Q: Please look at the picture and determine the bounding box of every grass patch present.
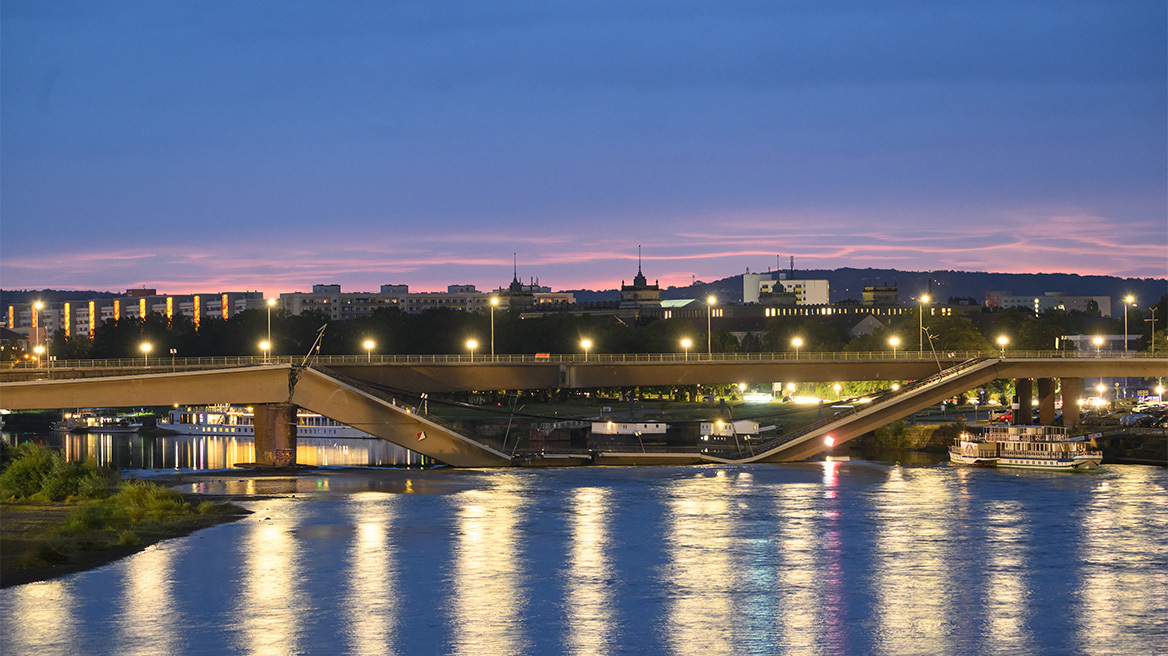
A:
[1,446,246,587]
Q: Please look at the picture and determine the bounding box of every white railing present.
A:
[4,348,1159,371]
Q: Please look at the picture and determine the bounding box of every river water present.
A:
[2,459,1166,655]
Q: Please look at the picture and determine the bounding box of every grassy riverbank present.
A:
[0,444,248,588]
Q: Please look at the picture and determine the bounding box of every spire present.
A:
[509,252,523,293]
[632,245,648,287]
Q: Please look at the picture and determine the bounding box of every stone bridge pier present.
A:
[252,402,297,467]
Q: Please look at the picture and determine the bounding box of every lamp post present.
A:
[259,340,271,363]
[1146,308,1158,357]
[889,336,900,358]
[681,338,692,361]
[581,339,592,362]
[33,345,44,368]
[997,336,1008,358]
[919,294,930,356]
[792,337,803,360]
[32,300,44,354]
[1123,295,1135,356]
[489,297,499,358]
[363,339,375,362]
[1092,335,1103,357]
[706,295,717,358]
[833,383,841,400]
[266,298,276,347]
[466,339,478,362]
[140,342,152,367]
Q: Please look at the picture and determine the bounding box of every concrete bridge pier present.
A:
[253,403,297,467]
[1061,378,1082,429]
[1037,378,1057,426]
[1014,378,1033,425]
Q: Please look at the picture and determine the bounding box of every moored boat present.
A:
[949,425,1102,470]
[53,409,143,434]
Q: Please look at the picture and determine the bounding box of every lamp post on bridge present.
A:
[266,298,276,350]
[466,339,478,363]
[1122,295,1135,356]
[140,342,152,367]
[791,337,803,360]
[363,339,375,362]
[889,336,900,358]
[1092,335,1103,358]
[706,295,717,358]
[581,338,592,362]
[997,336,1008,358]
[489,297,499,359]
[259,340,271,363]
[919,294,930,356]
[681,338,692,361]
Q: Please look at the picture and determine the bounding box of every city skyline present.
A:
[2,2,1165,298]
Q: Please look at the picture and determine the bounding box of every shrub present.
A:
[0,444,119,500]
[0,444,57,498]
[117,530,139,546]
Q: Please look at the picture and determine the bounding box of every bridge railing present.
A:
[7,349,1157,370]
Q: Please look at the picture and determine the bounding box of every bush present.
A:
[0,444,119,501]
[117,530,139,547]
[0,444,57,499]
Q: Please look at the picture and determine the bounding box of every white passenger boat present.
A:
[158,405,377,439]
[53,409,143,434]
[949,425,1102,470]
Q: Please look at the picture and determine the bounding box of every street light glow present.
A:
[581,338,592,361]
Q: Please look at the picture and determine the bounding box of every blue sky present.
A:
[2,1,1165,296]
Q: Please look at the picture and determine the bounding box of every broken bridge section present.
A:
[290,367,513,468]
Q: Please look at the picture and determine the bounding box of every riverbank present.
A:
[0,493,249,588]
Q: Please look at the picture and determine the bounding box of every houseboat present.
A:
[158,406,378,439]
[949,425,1102,470]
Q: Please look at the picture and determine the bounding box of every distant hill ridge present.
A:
[565,267,1168,305]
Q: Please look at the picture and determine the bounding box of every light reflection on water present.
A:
[1,464,1166,656]
[565,487,614,656]
[2,430,424,470]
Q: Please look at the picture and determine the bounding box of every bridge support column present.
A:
[1014,379,1033,425]
[1061,378,1082,429]
[253,403,297,467]
[1037,378,1057,426]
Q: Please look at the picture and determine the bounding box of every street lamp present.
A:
[489,297,499,358]
[681,338,692,361]
[833,383,842,400]
[919,294,930,355]
[581,338,592,362]
[706,295,717,357]
[140,342,152,367]
[889,336,900,358]
[466,339,478,362]
[997,336,1009,357]
[363,339,375,362]
[32,300,44,354]
[1123,295,1135,356]
[791,337,803,360]
[259,340,271,362]
[33,345,44,368]
[1092,336,1104,357]
[266,298,276,347]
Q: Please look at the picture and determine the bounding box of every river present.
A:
[1,439,1166,655]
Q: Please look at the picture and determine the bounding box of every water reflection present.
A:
[663,471,738,656]
[2,431,423,470]
[873,468,957,656]
[114,543,180,656]
[345,493,398,656]
[773,479,826,652]
[232,499,305,655]
[982,501,1030,653]
[1075,469,1168,651]
[450,477,527,656]
[565,487,614,656]
[2,580,79,655]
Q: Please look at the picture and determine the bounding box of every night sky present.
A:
[2,1,1165,297]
